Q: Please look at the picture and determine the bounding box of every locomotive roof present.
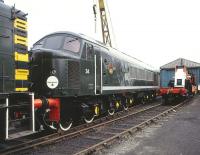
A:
[36,31,157,72]
[43,31,106,47]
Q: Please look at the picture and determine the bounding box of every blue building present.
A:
[160,58,200,88]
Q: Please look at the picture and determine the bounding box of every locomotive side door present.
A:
[80,43,95,95]
[94,46,102,95]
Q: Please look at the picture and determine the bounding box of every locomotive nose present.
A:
[30,50,59,94]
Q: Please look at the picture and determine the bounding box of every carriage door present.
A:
[94,47,102,95]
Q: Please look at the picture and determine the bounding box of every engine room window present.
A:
[44,35,64,50]
[177,79,182,85]
[63,37,80,53]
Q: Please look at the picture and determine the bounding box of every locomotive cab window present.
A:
[177,79,182,85]
[44,35,64,50]
[63,36,81,53]
[32,35,81,55]
[33,39,45,49]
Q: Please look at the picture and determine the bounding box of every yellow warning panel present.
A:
[16,88,28,92]
[15,69,29,80]
[15,74,28,80]
[15,52,29,62]
[14,35,28,47]
[14,18,27,31]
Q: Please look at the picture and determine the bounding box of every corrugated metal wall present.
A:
[160,68,200,87]
[160,69,175,87]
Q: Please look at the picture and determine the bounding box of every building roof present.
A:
[160,58,200,69]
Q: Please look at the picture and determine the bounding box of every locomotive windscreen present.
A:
[33,34,81,54]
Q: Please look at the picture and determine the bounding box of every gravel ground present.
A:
[98,96,200,155]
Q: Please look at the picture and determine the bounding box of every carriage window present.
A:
[63,37,81,53]
[44,35,63,50]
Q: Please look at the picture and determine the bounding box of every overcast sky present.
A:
[5,0,200,69]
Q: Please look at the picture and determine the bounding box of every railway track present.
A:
[0,98,190,155]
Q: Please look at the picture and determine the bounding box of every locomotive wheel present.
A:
[141,98,145,104]
[43,110,57,130]
[108,108,115,116]
[48,122,58,130]
[123,104,128,111]
[128,98,133,107]
[83,112,95,123]
[59,118,73,131]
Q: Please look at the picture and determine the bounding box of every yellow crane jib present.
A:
[96,0,112,47]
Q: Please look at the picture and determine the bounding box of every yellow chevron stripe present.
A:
[15,69,29,80]
[14,18,27,31]
[14,35,28,47]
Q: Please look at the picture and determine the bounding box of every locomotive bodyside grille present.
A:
[68,61,80,89]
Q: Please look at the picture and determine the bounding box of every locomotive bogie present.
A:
[33,88,157,132]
